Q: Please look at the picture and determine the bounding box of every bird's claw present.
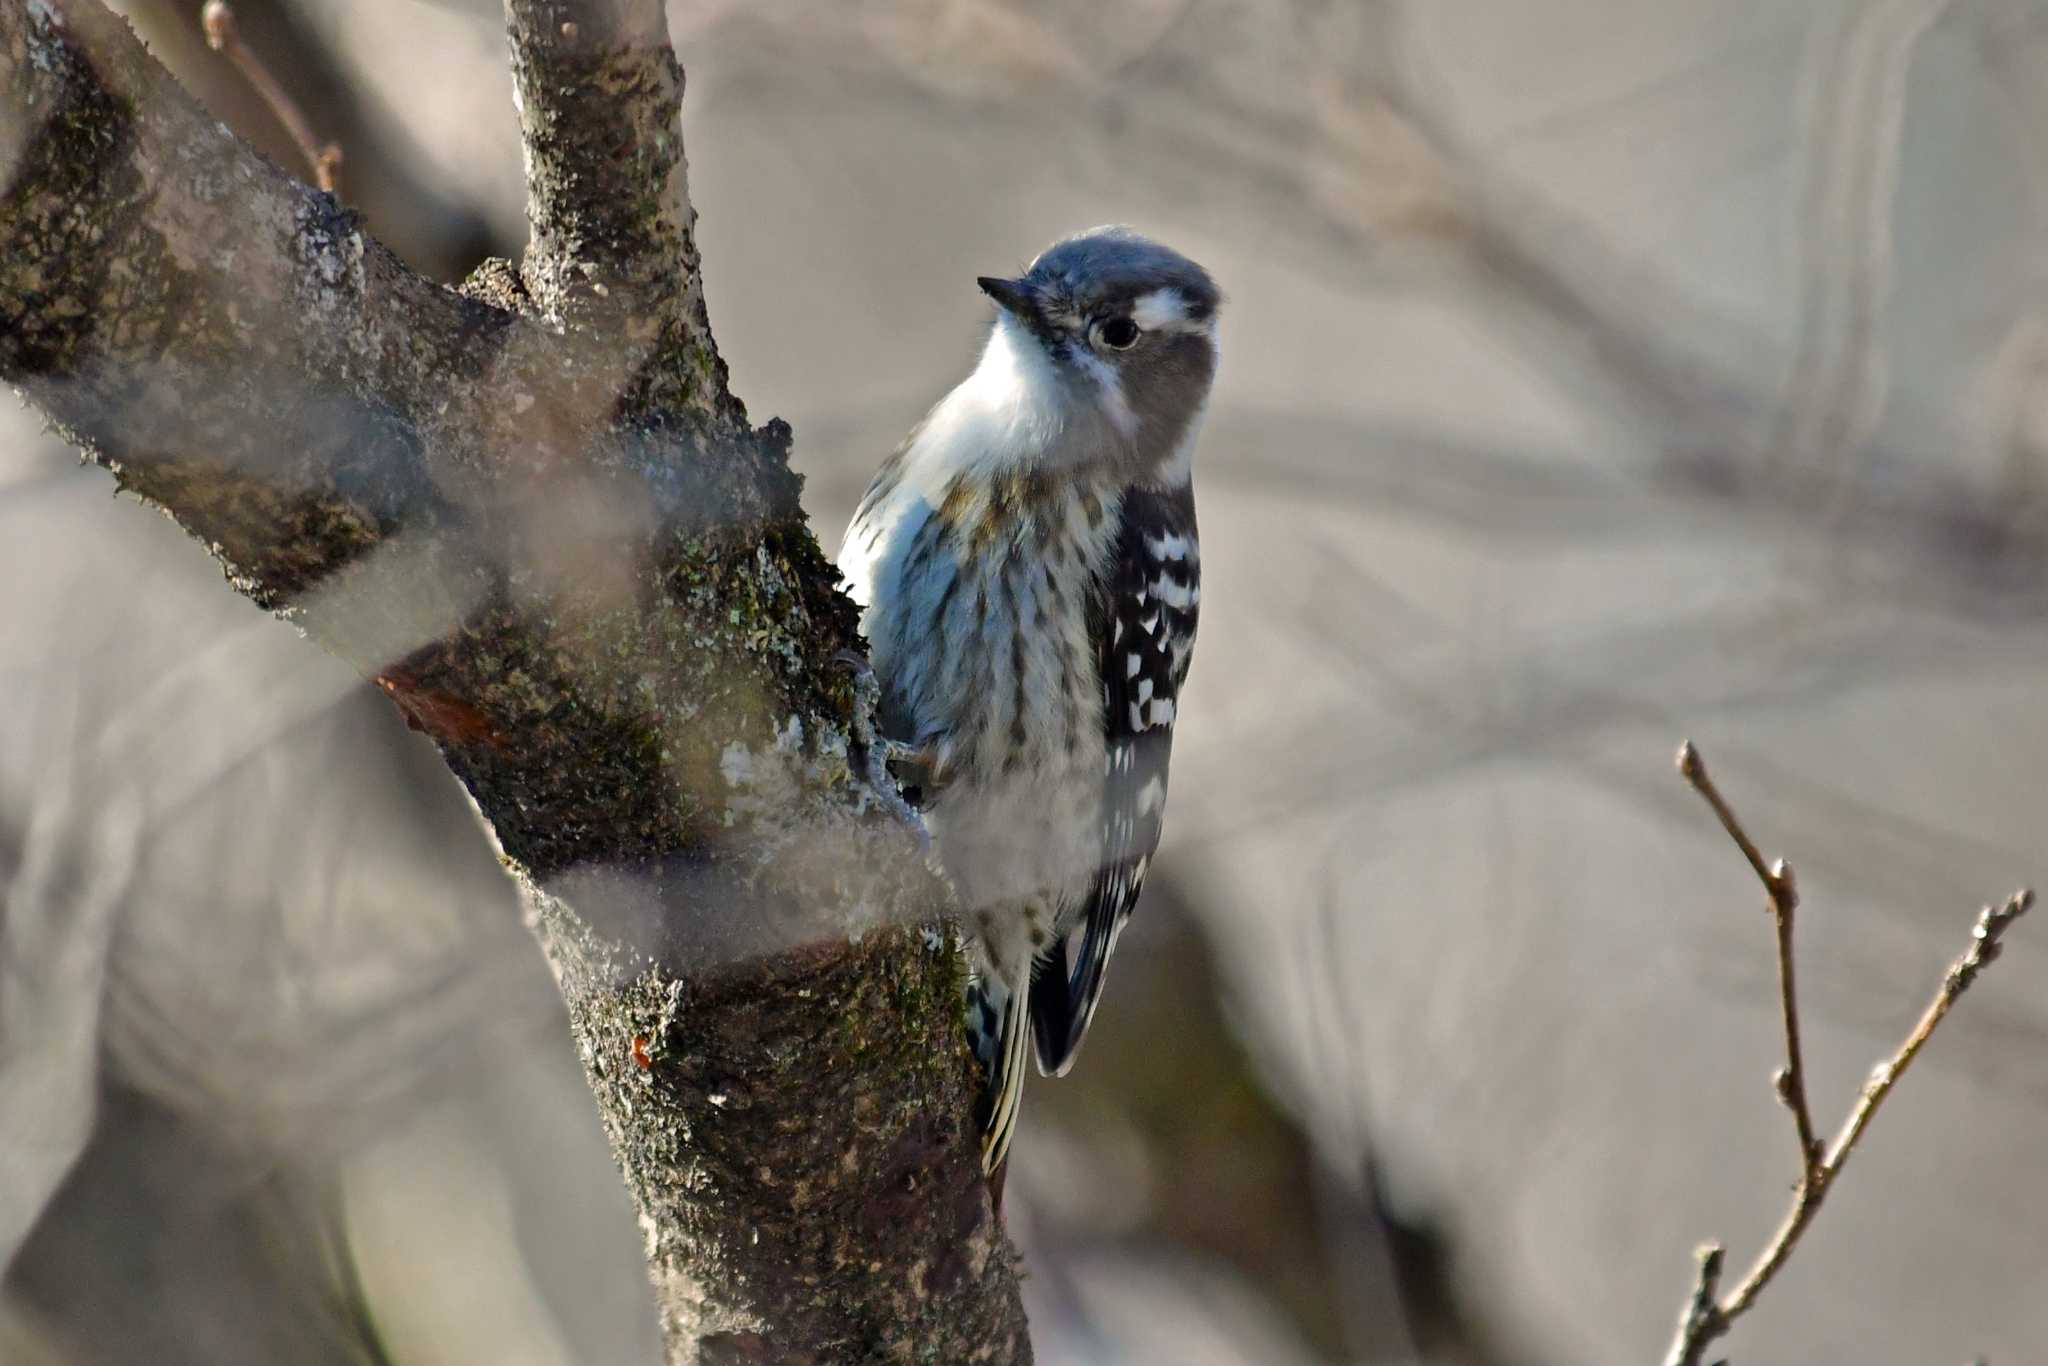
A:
[832,649,933,856]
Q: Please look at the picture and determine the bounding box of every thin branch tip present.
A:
[1673,740,1783,899]
[1946,889,2033,992]
[199,1,232,48]
[197,0,342,194]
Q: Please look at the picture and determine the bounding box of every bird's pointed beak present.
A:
[977,276,1039,321]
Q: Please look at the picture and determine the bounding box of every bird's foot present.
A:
[831,649,933,856]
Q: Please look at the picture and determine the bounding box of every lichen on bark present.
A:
[532,886,1023,1363]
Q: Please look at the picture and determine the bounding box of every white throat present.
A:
[945,314,1069,460]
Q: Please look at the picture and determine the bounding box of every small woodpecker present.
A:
[837,227,1218,1175]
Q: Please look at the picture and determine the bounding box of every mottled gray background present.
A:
[7,2,2048,1362]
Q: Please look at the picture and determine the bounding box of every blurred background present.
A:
[8,1,2048,1361]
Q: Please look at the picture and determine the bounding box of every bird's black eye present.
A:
[1096,317,1140,351]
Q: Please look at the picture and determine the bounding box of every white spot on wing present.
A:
[1149,575,1194,610]
[1145,531,1191,560]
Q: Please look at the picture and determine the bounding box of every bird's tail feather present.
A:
[967,972,1031,1176]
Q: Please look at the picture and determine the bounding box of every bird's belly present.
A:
[927,763,1102,916]
[862,511,1110,911]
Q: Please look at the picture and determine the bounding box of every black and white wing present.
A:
[1030,482,1200,1075]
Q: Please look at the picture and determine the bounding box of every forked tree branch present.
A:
[1663,742,2032,1366]
[0,1,1029,1358]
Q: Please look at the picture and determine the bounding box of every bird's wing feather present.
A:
[1031,481,1199,1075]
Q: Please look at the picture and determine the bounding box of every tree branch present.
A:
[503,0,738,424]
[0,2,1029,1358]
[1662,743,2032,1366]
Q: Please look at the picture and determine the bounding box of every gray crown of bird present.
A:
[839,225,1219,1178]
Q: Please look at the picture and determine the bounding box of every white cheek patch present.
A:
[1069,344,1138,437]
[1155,389,1208,487]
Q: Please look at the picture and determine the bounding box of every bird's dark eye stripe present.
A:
[1097,317,1140,350]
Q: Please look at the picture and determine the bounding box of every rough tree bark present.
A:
[0,1,1031,1360]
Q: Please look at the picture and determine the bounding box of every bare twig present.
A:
[1799,889,2033,1214]
[1676,742,1819,1170]
[1662,741,2033,1366]
[1662,1245,1726,1366]
[200,1,341,194]
[1672,743,1790,906]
